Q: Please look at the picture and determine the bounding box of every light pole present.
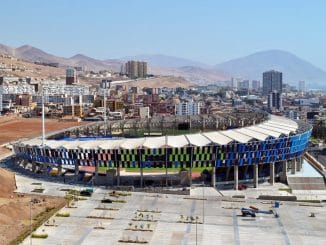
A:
[30,199,32,245]
[71,96,75,119]
[103,87,107,136]
[41,90,46,147]
[202,186,205,224]
[101,79,111,136]
[195,216,198,245]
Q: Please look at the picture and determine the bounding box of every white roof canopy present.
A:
[24,138,42,146]
[246,126,282,138]
[58,140,84,150]
[78,140,102,150]
[18,115,301,150]
[221,130,253,143]
[185,133,211,147]
[166,135,189,148]
[236,128,270,141]
[143,136,166,149]
[262,122,296,134]
[270,115,298,127]
[258,124,292,136]
[98,139,125,149]
[203,131,233,145]
[265,121,298,131]
[47,140,72,149]
[120,138,145,149]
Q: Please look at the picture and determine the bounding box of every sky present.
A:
[0,0,326,68]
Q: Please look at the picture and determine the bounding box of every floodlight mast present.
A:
[103,80,112,136]
[41,88,46,147]
[104,87,107,135]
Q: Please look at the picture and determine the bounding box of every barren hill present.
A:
[0,43,122,72]
[149,66,229,85]
[125,76,191,89]
[70,54,122,71]
[0,54,64,79]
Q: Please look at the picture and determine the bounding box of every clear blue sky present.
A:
[0,0,325,68]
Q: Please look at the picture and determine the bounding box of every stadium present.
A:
[12,112,312,189]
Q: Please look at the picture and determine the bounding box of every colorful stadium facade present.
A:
[13,115,312,187]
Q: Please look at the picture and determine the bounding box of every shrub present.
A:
[31,233,48,239]
[55,212,70,217]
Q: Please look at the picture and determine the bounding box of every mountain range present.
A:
[0,44,122,72]
[215,50,326,88]
[122,54,208,68]
[1,43,325,88]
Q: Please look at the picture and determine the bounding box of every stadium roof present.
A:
[264,121,298,131]
[202,131,233,145]
[257,124,293,135]
[270,115,298,127]
[20,115,300,150]
[186,133,212,147]
[220,130,253,144]
[120,138,145,149]
[244,125,283,138]
[235,128,271,141]
[143,136,166,149]
[166,135,189,148]
[98,139,125,149]
[59,140,84,150]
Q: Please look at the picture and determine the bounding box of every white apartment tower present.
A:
[175,101,200,115]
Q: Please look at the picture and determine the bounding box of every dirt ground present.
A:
[0,117,76,244]
[0,168,66,245]
[0,116,84,145]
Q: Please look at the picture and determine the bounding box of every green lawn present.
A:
[123,128,207,137]
[98,166,212,173]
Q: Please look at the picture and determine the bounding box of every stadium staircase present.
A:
[287,177,326,190]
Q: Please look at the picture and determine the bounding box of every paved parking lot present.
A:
[17,178,326,245]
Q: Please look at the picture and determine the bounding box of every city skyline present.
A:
[0,0,326,69]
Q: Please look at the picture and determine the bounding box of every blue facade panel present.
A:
[14,129,312,169]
